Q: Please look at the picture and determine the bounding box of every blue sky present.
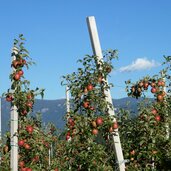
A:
[0,1,171,99]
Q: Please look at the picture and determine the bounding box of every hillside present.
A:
[0,97,150,135]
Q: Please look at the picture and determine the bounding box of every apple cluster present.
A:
[129,79,166,101]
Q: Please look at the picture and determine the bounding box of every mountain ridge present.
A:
[0,97,150,135]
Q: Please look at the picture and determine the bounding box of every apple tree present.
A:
[1,35,58,171]
[58,50,121,170]
[119,56,171,170]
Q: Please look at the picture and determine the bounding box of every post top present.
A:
[87,16,95,20]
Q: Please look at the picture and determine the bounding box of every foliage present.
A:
[1,34,171,171]
[60,50,120,170]
[121,56,171,170]
[1,35,58,171]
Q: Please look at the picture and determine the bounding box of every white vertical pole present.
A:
[161,71,170,140]
[87,16,125,171]
[66,86,72,141]
[10,47,18,171]
[66,85,70,114]
[163,78,169,139]
[51,143,53,157]
[48,148,51,166]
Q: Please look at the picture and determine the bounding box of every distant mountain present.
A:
[1,98,66,135]
[0,97,151,135]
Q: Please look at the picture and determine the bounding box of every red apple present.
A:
[24,143,30,150]
[155,115,161,121]
[66,131,71,140]
[20,168,27,171]
[68,118,74,125]
[26,168,32,171]
[32,155,39,162]
[89,106,95,111]
[150,82,156,87]
[12,60,19,68]
[96,117,103,126]
[87,84,93,91]
[14,73,20,81]
[6,95,13,102]
[26,125,34,134]
[158,80,165,87]
[18,140,25,147]
[26,101,33,108]
[21,110,28,116]
[130,150,135,155]
[157,94,164,101]
[143,82,149,89]
[18,70,24,76]
[26,94,32,100]
[66,131,70,136]
[66,135,70,140]
[83,101,89,108]
[151,87,157,93]
[44,141,49,148]
[161,81,165,87]
[113,122,119,129]
[151,109,158,115]
[19,161,25,167]
[92,129,98,135]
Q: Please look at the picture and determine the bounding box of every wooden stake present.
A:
[87,16,125,171]
[10,47,18,171]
